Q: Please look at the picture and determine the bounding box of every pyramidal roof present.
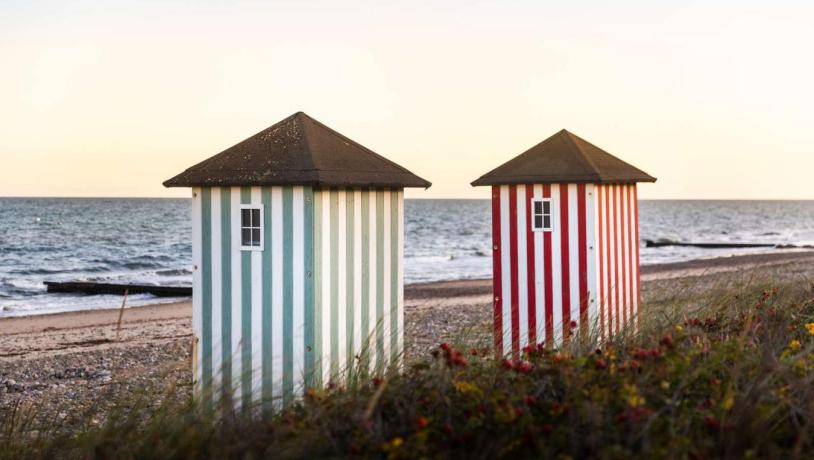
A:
[471,129,656,186]
[164,112,431,188]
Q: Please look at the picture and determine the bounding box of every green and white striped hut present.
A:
[164,112,430,410]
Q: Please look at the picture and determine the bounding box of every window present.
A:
[240,205,263,250]
[531,198,553,232]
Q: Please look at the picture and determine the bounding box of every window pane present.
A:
[242,228,251,246]
[252,229,261,246]
[241,209,250,227]
[543,201,550,214]
[252,209,260,227]
[544,216,551,229]
[534,201,543,214]
[534,216,543,229]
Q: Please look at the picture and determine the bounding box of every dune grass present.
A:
[4,278,814,459]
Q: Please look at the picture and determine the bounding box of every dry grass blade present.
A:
[115,289,128,341]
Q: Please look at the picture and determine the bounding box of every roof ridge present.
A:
[561,130,602,179]
[299,112,420,176]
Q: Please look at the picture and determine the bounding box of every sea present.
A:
[1,198,813,317]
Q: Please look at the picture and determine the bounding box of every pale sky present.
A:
[1,0,812,199]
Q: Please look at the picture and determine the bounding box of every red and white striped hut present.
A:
[471,129,656,355]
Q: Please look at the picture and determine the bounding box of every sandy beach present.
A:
[2,250,814,421]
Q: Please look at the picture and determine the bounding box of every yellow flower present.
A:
[789,339,801,351]
[623,384,645,407]
[454,380,480,395]
[806,323,814,336]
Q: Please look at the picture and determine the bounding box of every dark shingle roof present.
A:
[164,112,431,188]
[471,129,656,186]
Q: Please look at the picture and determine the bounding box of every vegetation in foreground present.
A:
[4,280,814,459]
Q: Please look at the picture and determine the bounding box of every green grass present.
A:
[4,279,814,459]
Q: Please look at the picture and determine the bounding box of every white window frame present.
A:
[239,204,264,251]
[531,197,553,232]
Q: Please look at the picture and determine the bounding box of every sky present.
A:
[1,0,813,200]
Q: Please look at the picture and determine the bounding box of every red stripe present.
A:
[543,185,553,345]
[508,185,520,357]
[577,184,588,337]
[625,185,635,326]
[621,184,628,327]
[633,185,641,329]
[559,184,571,341]
[612,185,620,334]
[525,185,537,346]
[491,186,503,357]
[597,185,605,341]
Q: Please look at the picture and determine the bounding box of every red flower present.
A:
[629,360,640,370]
[660,335,674,348]
[522,344,534,355]
[442,423,454,435]
[440,342,450,351]
[371,377,383,387]
[470,348,479,356]
[416,416,428,430]
[502,359,515,370]
[595,359,607,370]
[704,415,721,431]
[525,395,537,406]
[570,320,578,329]
[515,360,533,374]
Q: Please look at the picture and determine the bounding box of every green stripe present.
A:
[375,190,385,372]
[312,190,323,388]
[282,187,294,405]
[303,187,315,389]
[220,187,232,398]
[329,189,339,378]
[360,189,370,375]
[261,187,273,413]
[240,187,252,411]
[201,188,213,395]
[345,190,355,379]
[390,190,399,364]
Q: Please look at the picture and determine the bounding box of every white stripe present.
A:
[532,185,545,344]
[368,191,377,373]
[397,191,405,367]
[499,185,512,354]
[515,185,529,348]
[585,184,598,335]
[191,187,203,392]
[271,187,284,404]
[229,186,242,407]
[292,187,305,396]
[250,187,263,403]
[550,184,563,344]
[353,189,363,362]
[568,184,579,333]
[320,191,331,385]
[337,190,347,376]
[210,187,223,400]
[382,190,392,365]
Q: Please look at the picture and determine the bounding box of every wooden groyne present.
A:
[44,282,191,297]
[643,240,814,250]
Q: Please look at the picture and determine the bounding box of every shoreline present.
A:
[3,249,814,335]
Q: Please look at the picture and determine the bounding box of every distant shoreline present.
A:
[3,249,813,329]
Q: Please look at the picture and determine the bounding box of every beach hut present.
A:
[471,129,655,355]
[164,112,430,409]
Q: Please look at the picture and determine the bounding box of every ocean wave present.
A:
[155,268,192,276]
